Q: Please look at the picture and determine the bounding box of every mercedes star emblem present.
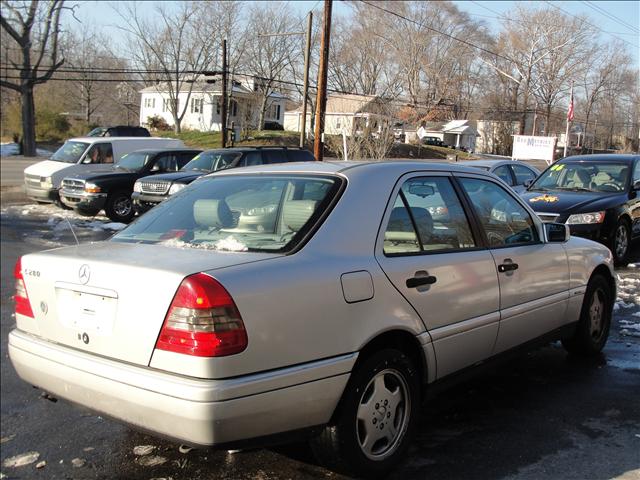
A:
[78,264,91,285]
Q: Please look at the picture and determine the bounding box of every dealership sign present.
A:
[512,135,557,164]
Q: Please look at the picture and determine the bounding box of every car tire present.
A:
[561,274,612,356]
[53,199,72,210]
[610,219,631,267]
[310,349,420,479]
[105,191,134,223]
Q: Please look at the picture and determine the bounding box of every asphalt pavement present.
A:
[1,201,639,480]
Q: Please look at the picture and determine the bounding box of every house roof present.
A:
[139,80,286,99]
[424,119,477,136]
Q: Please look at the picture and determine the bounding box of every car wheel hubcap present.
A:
[356,369,410,461]
[589,288,606,341]
[615,225,628,258]
[114,198,131,217]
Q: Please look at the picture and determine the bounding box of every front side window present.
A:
[85,143,113,164]
[153,154,177,172]
[112,174,342,253]
[50,141,90,163]
[459,178,538,247]
[383,177,476,255]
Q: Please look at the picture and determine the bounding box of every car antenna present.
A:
[64,218,80,246]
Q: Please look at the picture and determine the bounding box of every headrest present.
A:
[388,206,433,240]
[193,199,234,229]
[282,200,317,232]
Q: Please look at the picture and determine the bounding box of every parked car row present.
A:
[24,136,317,223]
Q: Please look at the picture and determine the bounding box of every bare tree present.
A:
[245,2,301,131]
[115,1,218,133]
[0,0,69,155]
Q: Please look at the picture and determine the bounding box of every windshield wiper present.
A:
[556,186,592,192]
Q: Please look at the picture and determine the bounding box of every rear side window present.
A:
[493,165,513,185]
[512,164,537,185]
[459,178,538,247]
[287,150,315,162]
[240,151,263,167]
[383,177,476,255]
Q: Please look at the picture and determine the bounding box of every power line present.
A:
[357,0,515,63]
[543,1,639,49]
[581,0,639,34]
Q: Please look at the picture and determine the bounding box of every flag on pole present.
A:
[567,83,574,122]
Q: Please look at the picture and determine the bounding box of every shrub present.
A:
[263,121,284,131]
[147,115,171,131]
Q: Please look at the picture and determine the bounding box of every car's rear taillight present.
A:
[156,273,247,357]
[14,257,34,318]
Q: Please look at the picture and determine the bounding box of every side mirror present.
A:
[633,180,640,191]
[544,222,570,243]
[81,156,92,164]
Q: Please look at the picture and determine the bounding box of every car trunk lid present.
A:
[17,241,281,366]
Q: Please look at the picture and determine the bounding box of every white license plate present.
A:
[56,288,117,334]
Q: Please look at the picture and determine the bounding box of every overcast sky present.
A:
[66,0,639,66]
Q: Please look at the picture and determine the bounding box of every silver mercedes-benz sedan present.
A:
[9,161,615,478]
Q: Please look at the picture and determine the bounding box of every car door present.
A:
[511,164,538,188]
[375,173,500,379]
[492,164,515,187]
[456,174,570,354]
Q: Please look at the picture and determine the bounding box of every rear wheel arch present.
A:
[356,330,427,385]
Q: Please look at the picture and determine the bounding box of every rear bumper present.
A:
[8,329,352,447]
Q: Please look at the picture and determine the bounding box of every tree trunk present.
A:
[21,85,37,157]
[543,105,552,136]
[173,114,181,134]
[258,93,268,132]
[85,94,91,125]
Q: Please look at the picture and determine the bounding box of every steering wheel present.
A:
[599,182,620,192]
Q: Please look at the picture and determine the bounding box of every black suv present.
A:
[87,126,151,137]
[132,147,316,214]
[59,148,201,223]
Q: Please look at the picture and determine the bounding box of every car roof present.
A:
[459,159,510,167]
[209,160,490,178]
[129,148,202,154]
[560,154,639,163]
[201,147,309,153]
[68,136,180,141]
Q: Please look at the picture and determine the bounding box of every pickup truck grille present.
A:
[61,178,85,194]
[536,212,561,223]
[25,173,42,187]
[139,180,170,194]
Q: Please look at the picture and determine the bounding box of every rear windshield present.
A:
[50,141,90,163]
[112,174,343,253]
[182,151,241,172]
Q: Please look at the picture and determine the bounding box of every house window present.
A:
[266,103,281,119]
[231,100,238,117]
[144,98,155,108]
[336,117,341,129]
[163,98,179,113]
[190,98,203,114]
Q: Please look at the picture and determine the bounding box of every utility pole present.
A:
[300,12,313,149]
[532,104,538,136]
[313,0,333,161]
[221,39,228,148]
[592,119,597,154]
[563,80,574,158]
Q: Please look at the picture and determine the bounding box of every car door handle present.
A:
[498,262,519,272]
[406,275,437,288]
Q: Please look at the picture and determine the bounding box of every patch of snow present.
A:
[71,458,86,468]
[133,445,155,456]
[36,461,46,469]
[161,237,247,252]
[2,452,40,468]
[137,455,167,467]
[0,434,16,444]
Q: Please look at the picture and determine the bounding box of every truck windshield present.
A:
[112,174,343,253]
[182,151,241,172]
[50,141,90,163]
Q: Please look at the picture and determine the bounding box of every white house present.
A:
[421,120,478,151]
[139,75,287,132]
[284,93,395,137]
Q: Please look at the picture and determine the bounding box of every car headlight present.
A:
[41,176,52,187]
[84,182,101,193]
[133,181,142,193]
[566,211,605,225]
[168,183,185,195]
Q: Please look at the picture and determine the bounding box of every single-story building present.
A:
[139,75,287,132]
[284,93,395,137]
[421,120,478,151]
